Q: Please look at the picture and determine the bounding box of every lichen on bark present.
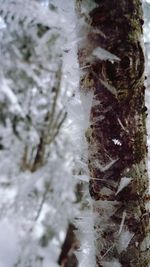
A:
[76,0,150,266]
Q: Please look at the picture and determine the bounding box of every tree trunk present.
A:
[58,223,78,267]
[76,0,150,266]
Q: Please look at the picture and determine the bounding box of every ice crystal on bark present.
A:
[92,47,120,62]
[116,177,132,195]
[101,259,121,267]
[117,229,134,253]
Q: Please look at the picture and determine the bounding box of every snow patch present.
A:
[112,139,122,146]
[0,219,20,267]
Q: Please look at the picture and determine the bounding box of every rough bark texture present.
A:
[77,0,150,266]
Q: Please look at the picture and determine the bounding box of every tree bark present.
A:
[76,0,150,266]
[58,223,78,267]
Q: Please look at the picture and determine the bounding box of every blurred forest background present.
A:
[0,1,149,267]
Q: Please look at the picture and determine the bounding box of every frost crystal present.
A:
[101,259,121,267]
[92,47,120,62]
[93,200,119,217]
[80,90,94,128]
[0,78,22,114]
[116,177,132,195]
[74,174,89,182]
[94,158,118,172]
[75,210,96,267]
[100,79,117,96]
[140,232,150,251]
[118,211,126,235]
[117,229,134,253]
